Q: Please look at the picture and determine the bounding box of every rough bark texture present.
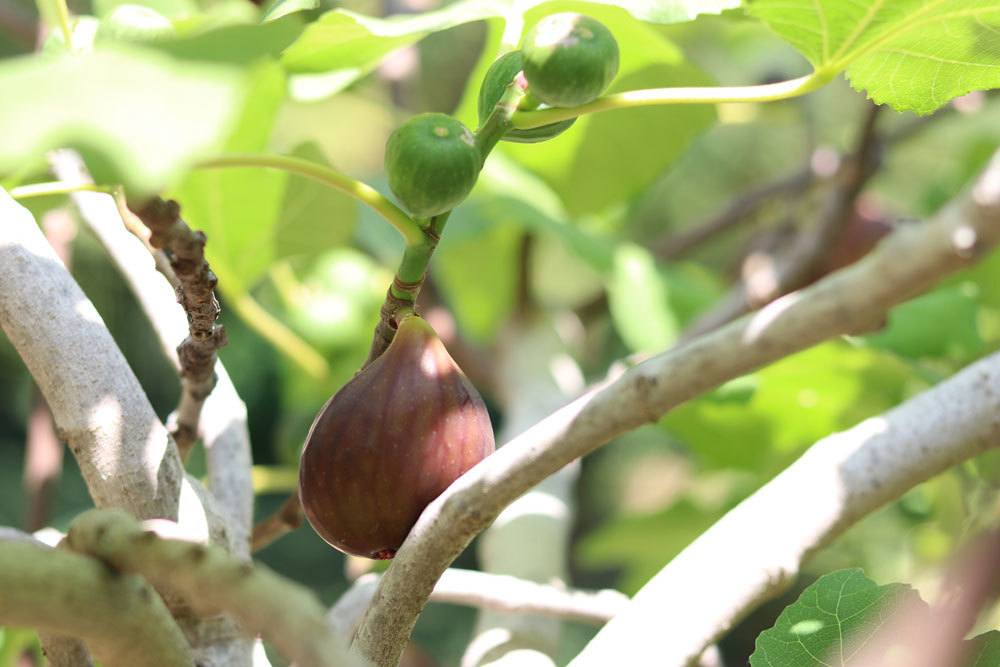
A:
[353,152,1000,667]
[134,196,228,460]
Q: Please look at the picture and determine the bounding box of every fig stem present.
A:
[363,85,521,367]
[475,79,527,162]
[195,153,424,246]
[510,70,833,129]
[363,212,449,367]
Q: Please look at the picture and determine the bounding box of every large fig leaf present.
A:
[751,569,922,666]
[752,571,1000,667]
[282,0,737,95]
[748,0,1000,114]
[0,47,246,196]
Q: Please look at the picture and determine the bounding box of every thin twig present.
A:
[251,492,305,553]
[653,168,816,260]
[49,152,254,556]
[133,197,229,460]
[351,149,1000,667]
[682,103,884,339]
[329,569,628,639]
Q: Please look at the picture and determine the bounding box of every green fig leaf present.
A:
[0,47,247,197]
[750,569,923,666]
[749,0,1000,114]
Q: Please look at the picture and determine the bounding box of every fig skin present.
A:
[384,113,481,218]
[521,13,619,108]
[298,314,495,559]
[477,50,576,143]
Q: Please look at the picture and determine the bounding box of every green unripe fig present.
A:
[521,13,619,108]
[384,113,481,218]
[299,314,495,559]
[477,50,576,143]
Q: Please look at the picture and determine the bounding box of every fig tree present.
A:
[477,50,576,143]
[384,113,481,218]
[521,13,619,108]
[298,314,495,559]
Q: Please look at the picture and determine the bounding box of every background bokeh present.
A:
[1,0,1000,664]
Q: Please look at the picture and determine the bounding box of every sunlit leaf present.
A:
[749,0,1000,114]
[0,47,246,196]
[751,569,922,666]
[282,0,738,97]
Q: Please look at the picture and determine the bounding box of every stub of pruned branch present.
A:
[0,189,251,665]
[49,150,253,555]
[353,151,1000,667]
[133,197,228,459]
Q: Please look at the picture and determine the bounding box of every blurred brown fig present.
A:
[298,314,495,559]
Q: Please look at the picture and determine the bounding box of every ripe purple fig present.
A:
[298,314,495,559]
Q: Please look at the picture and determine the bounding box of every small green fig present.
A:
[477,50,576,143]
[298,314,495,559]
[521,13,619,108]
[384,113,481,218]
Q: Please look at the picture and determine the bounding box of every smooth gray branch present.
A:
[574,349,1000,666]
[330,568,628,639]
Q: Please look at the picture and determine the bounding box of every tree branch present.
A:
[50,151,254,555]
[683,102,884,339]
[0,187,189,521]
[65,509,365,667]
[572,349,1000,666]
[0,540,192,667]
[132,196,229,461]
[329,569,628,639]
[0,187,251,665]
[251,491,304,553]
[352,150,1000,667]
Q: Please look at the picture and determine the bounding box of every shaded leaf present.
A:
[860,285,985,362]
[608,243,679,353]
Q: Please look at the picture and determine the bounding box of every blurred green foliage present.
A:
[1,0,1000,665]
